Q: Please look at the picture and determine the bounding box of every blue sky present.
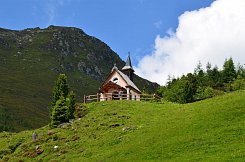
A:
[0,0,213,64]
[2,0,245,85]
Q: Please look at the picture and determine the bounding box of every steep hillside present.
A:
[0,91,244,161]
[0,26,159,132]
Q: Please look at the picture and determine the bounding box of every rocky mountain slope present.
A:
[0,26,158,132]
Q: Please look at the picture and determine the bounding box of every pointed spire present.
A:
[125,52,132,67]
[122,52,134,71]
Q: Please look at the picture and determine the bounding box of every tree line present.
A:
[156,58,245,104]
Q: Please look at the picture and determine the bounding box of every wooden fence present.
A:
[84,93,161,103]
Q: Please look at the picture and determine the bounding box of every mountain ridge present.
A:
[0,25,159,132]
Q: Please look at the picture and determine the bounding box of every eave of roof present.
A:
[117,70,141,93]
[122,65,134,71]
[100,81,126,93]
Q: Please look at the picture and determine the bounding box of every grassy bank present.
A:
[0,91,244,161]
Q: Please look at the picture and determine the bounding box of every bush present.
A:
[0,149,12,158]
[195,86,215,100]
[232,77,245,90]
[74,104,87,119]
[224,82,233,92]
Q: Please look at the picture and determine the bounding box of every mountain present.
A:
[0,26,159,132]
[0,91,244,161]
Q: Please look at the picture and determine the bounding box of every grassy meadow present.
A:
[0,91,244,161]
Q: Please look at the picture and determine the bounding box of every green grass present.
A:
[0,91,244,161]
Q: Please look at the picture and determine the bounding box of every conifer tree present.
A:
[66,91,76,120]
[50,74,76,128]
[194,61,205,87]
[51,74,69,107]
[236,63,245,78]
[222,57,236,83]
[50,95,69,128]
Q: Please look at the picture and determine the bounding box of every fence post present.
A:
[97,93,99,102]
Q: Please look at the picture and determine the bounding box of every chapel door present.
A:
[112,91,119,100]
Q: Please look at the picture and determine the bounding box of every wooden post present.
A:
[126,88,130,100]
[97,93,99,102]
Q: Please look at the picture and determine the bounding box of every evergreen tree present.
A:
[209,66,223,89]
[66,91,76,120]
[236,63,245,78]
[51,74,69,107]
[184,73,197,103]
[50,95,69,128]
[194,61,206,87]
[194,61,203,75]
[50,74,76,128]
[206,62,212,73]
[222,57,236,83]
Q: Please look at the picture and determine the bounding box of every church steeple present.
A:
[122,52,134,81]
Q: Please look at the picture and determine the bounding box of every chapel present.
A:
[99,53,141,100]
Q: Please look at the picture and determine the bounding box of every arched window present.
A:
[112,77,119,84]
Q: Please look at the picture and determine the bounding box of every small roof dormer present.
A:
[111,63,118,72]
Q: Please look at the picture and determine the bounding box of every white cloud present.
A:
[135,0,245,85]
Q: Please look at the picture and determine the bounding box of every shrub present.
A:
[74,104,87,119]
[0,149,12,158]
[232,76,245,90]
[195,86,215,100]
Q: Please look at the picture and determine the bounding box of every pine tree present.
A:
[51,74,69,107]
[50,74,76,128]
[50,95,69,128]
[66,91,76,120]
[184,73,197,103]
[222,57,236,83]
[194,61,206,87]
[209,66,223,89]
[206,62,212,73]
[236,63,245,78]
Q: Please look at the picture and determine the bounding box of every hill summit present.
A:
[0,26,158,132]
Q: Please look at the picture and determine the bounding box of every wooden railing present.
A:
[84,93,162,103]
